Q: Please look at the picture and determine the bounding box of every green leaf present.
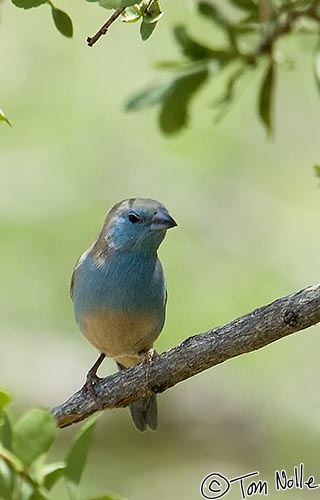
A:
[64,415,98,500]
[99,0,137,9]
[173,25,233,63]
[11,0,46,9]
[125,80,173,111]
[119,0,139,7]
[120,0,139,6]
[99,0,120,8]
[314,42,320,93]
[43,462,65,490]
[0,459,14,500]
[214,66,246,107]
[258,60,276,136]
[314,164,320,178]
[125,66,209,131]
[197,1,231,30]
[51,5,73,37]
[159,67,209,134]
[0,109,12,127]
[153,60,189,71]
[140,20,157,40]
[12,409,57,467]
[29,489,51,500]
[121,5,141,23]
[229,0,257,11]
[143,0,163,24]
[0,411,13,450]
[0,390,11,413]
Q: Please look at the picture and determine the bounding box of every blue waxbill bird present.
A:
[70,198,177,431]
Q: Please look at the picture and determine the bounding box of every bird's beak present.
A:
[150,208,177,231]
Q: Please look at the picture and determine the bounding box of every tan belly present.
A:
[82,309,160,367]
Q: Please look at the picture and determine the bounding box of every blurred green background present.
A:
[1,1,320,499]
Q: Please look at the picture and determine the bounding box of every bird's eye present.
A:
[128,213,141,224]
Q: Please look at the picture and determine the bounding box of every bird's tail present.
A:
[117,362,158,431]
[129,393,157,431]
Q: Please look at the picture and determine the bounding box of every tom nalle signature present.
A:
[200,464,319,499]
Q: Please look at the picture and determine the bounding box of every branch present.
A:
[52,284,320,428]
[87,8,125,47]
[257,0,320,55]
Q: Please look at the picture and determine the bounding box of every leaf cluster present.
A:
[0,389,122,500]
[125,0,320,135]
[7,0,320,136]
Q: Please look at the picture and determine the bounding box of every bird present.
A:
[70,198,177,431]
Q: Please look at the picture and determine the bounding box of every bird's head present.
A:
[99,198,177,254]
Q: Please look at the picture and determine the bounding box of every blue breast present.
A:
[73,251,166,323]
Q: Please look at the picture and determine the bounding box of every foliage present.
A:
[0,389,123,500]
[6,0,320,135]
[126,0,320,135]
[0,108,12,127]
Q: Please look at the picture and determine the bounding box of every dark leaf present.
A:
[99,0,120,8]
[51,6,73,38]
[125,80,173,111]
[43,462,65,490]
[64,415,98,500]
[0,459,14,500]
[140,20,157,41]
[11,0,46,8]
[258,60,275,136]
[153,60,190,71]
[120,0,140,6]
[29,490,51,500]
[229,0,257,11]
[159,67,209,134]
[173,25,234,63]
[99,0,137,8]
[0,390,11,413]
[0,411,13,450]
[314,164,320,178]
[213,65,247,122]
[197,1,231,30]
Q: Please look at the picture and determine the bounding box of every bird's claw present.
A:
[81,372,102,398]
[142,348,158,383]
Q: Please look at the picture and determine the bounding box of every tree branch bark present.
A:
[52,284,320,428]
[87,8,125,47]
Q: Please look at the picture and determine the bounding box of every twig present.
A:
[257,0,320,55]
[52,284,320,428]
[87,8,125,47]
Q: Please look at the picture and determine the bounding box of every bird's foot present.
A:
[81,372,102,398]
[141,348,158,383]
[144,348,158,364]
[81,353,106,398]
